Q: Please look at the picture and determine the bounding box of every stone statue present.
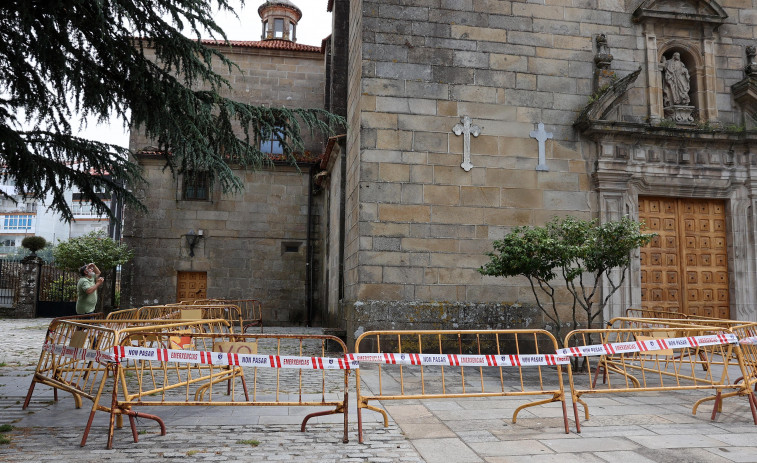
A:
[661,52,690,107]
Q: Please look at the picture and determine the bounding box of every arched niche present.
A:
[635,0,725,125]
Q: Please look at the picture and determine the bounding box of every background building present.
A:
[122,0,328,324]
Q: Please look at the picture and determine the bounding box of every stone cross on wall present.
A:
[453,115,480,172]
[530,122,552,171]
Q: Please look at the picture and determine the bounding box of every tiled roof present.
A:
[135,149,322,164]
[200,38,322,53]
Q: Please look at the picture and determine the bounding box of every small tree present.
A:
[53,231,134,310]
[480,216,655,347]
[21,236,46,255]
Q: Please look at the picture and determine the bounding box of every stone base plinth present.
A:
[342,300,550,349]
[664,105,695,124]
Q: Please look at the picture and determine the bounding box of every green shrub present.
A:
[46,275,78,301]
[21,236,46,253]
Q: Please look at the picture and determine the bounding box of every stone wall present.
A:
[345,1,593,309]
[124,40,327,324]
[122,162,318,324]
[337,0,757,329]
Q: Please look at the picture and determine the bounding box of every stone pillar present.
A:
[593,34,615,92]
[14,256,42,318]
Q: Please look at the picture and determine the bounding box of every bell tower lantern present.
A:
[258,0,302,42]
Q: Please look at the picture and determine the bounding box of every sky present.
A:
[76,0,332,148]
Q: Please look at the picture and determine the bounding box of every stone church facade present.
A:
[124,0,757,344]
[323,0,757,343]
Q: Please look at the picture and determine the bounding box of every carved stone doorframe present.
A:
[596,165,757,322]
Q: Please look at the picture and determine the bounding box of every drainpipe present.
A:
[306,163,315,327]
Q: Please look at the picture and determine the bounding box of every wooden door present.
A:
[177,271,207,302]
[639,197,729,318]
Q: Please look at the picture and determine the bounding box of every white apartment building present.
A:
[0,178,110,255]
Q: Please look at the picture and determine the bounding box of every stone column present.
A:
[14,256,42,318]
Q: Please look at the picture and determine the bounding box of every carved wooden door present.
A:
[176,271,207,302]
[639,197,729,318]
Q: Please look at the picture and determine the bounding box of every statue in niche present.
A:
[660,52,694,123]
[661,52,690,107]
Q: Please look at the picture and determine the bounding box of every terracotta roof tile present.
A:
[200,38,322,53]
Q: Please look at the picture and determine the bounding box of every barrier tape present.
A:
[556,333,738,357]
[42,331,740,370]
[42,342,118,365]
[347,353,571,366]
[112,346,359,370]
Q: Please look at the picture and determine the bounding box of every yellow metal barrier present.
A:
[354,329,569,443]
[190,298,263,332]
[23,318,232,417]
[564,325,756,432]
[625,308,688,319]
[136,304,244,331]
[85,332,351,448]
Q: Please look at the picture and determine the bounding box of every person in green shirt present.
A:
[76,263,103,314]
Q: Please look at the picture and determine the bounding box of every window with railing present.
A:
[72,202,97,216]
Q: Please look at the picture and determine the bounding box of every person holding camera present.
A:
[76,263,103,315]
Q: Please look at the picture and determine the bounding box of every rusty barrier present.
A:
[77,331,352,448]
[563,325,757,432]
[136,304,245,331]
[23,318,233,411]
[190,299,264,332]
[353,329,570,443]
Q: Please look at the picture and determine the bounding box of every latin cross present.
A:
[530,122,552,171]
[453,116,480,172]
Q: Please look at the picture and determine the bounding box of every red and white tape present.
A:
[739,336,757,345]
[556,333,737,357]
[347,353,571,366]
[42,342,117,365]
[111,346,358,370]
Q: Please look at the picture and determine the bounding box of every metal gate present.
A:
[36,263,79,317]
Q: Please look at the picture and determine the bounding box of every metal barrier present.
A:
[625,308,688,319]
[190,299,263,332]
[23,318,233,411]
[353,329,569,443]
[563,325,756,432]
[84,332,351,448]
[136,304,245,331]
[106,308,140,321]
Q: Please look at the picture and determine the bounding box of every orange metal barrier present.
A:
[83,332,350,448]
[564,325,757,432]
[354,329,569,443]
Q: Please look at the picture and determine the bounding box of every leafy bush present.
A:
[52,230,133,272]
[46,275,78,301]
[480,216,655,345]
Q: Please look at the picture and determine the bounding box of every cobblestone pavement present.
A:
[3,318,757,462]
[0,319,420,462]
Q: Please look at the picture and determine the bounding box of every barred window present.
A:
[183,172,210,201]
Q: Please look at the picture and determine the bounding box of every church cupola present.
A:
[258,0,302,42]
